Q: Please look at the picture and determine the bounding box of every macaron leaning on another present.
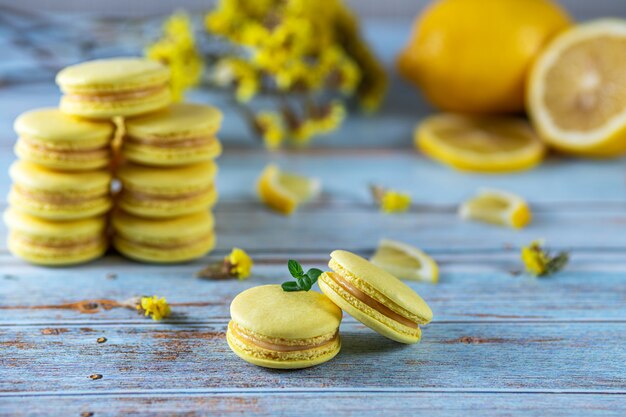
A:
[56,57,171,119]
[111,210,215,263]
[227,285,342,369]
[14,108,114,171]
[117,161,218,218]
[4,208,108,266]
[122,103,223,166]
[8,160,112,220]
[319,250,433,344]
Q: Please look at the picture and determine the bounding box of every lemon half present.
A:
[416,114,546,173]
[257,164,321,215]
[459,188,531,229]
[370,239,439,283]
[527,19,626,157]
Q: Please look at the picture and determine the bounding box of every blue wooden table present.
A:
[1,9,625,417]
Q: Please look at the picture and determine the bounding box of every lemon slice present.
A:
[415,113,545,173]
[370,239,439,283]
[257,164,321,215]
[527,19,626,157]
[459,188,531,229]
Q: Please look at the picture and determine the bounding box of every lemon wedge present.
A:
[416,113,545,173]
[370,239,439,283]
[527,19,626,157]
[459,188,531,229]
[257,164,321,215]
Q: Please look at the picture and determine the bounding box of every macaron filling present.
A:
[18,137,110,155]
[229,322,339,353]
[65,84,168,103]
[324,271,419,329]
[124,135,217,149]
[120,186,214,202]
[12,185,108,205]
[114,233,213,250]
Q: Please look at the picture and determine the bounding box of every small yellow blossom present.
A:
[226,248,254,279]
[214,58,259,102]
[521,240,569,277]
[138,296,171,321]
[145,12,203,102]
[313,101,346,133]
[254,112,284,149]
[380,191,412,213]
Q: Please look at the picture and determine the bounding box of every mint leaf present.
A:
[281,281,300,292]
[288,260,304,278]
[306,268,323,283]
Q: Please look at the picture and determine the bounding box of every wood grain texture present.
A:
[2,322,626,393]
[1,12,625,416]
[2,393,626,417]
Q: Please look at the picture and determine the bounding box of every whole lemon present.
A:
[397,0,571,114]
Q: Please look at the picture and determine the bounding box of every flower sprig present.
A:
[136,295,171,321]
[521,240,569,277]
[370,184,412,213]
[197,248,254,280]
[281,260,323,292]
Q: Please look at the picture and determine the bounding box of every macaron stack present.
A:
[112,103,223,263]
[5,57,223,266]
[227,250,433,369]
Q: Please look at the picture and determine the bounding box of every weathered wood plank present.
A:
[1,256,626,325]
[2,322,625,393]
[1,392,625,417]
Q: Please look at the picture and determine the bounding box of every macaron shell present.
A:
[112,210,214,241]
[113,232,215,264]
[15,141,111,171]
[230,285,342,340]
[9,188,112,220]
[319,273,421,344]
[60,87,171,120]
[56,58,170,93]
[125,103,223,139]
[4,208,106,239]
[226,326,341,369]
[14,108,114,144]
[329,250,433,323]
[7,232,107,266]
[122,138,222,166]
[10,161,112,191]
[117,161,217,190]
[117,187,217,219]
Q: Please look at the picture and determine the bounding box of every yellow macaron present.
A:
[4,208,108,266]
[319,250,433,344]
[56,57,171,119]
[116,161,218,218]
[111,210,215,263]
[122,103,223,166]
[8,160,112,220]
[14,108,114,171]
[227,285,342,369]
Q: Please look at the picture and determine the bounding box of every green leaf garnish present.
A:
[282,260,322,291]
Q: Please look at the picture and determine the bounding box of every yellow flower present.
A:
[145,12,203,102]
[254,112,284,149]
[380,191,412,213]
[313,101,346,133]
[521,240,569,277]
[138,296,171,321]
[226,248,253,279]
[214,58,259,102]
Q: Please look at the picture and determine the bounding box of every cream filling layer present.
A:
[326,272,418,329]
[65,84,168,102]
[229,322,338,352]
[115,233,212,250]
[19,137,110,156]
[120,186,213,202]
[13,185,108,205]
[123,135,217,149]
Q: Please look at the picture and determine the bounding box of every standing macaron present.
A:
[319,250,433,344]
[111,210,215,263]
[227,285,342,369]
[8,161,112,220]
[122,103,222,166]
[14,108,114,171]
[116,161,218,218]
[4,208,108,266]
[56,57,171,119]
